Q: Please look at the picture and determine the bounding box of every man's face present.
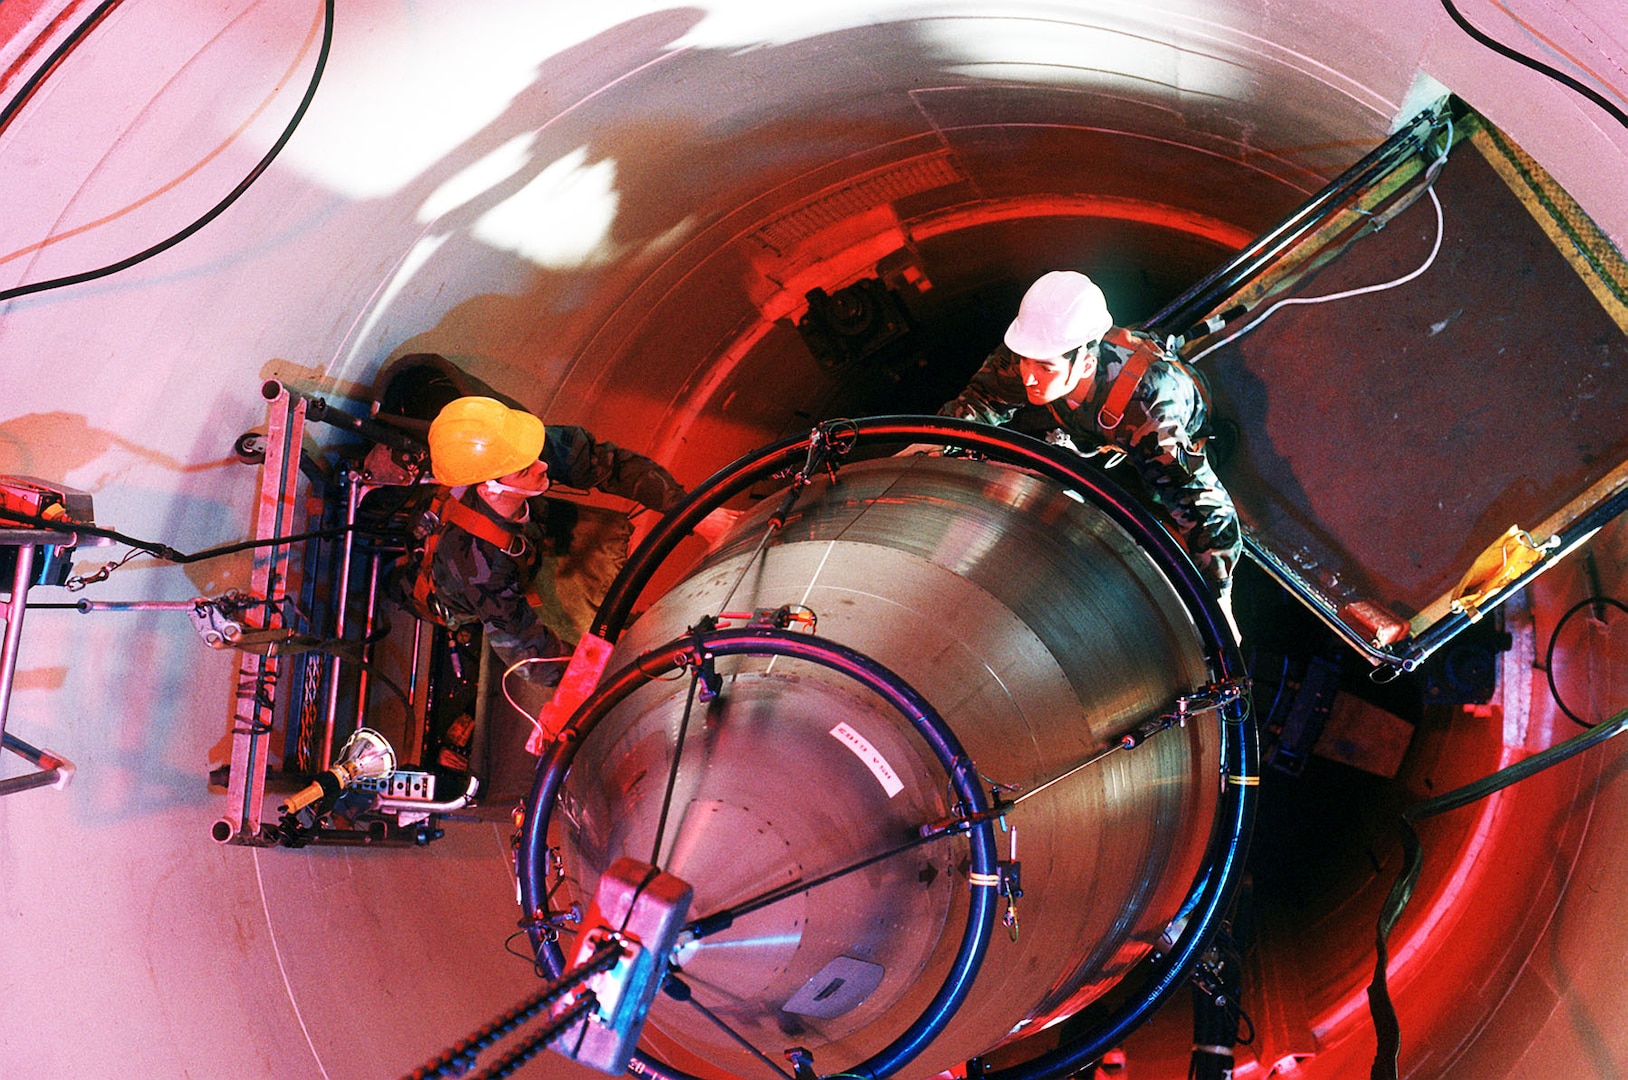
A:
[1019,347,1094,405]
[499,458,550,494]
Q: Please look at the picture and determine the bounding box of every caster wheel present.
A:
[234,431,267,464]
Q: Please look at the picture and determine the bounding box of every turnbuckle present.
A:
[1120,679,1250,749]
[1170,678,1250,722]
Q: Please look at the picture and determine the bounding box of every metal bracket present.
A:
[1170,679,1252,722]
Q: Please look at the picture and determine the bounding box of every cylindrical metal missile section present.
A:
[555,454,1224,1078]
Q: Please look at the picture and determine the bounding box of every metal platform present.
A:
[1152,101,1628,669]
[0,524,104,796]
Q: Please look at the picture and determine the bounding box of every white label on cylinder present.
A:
[829,722,904,798]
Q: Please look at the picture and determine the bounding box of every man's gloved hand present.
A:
[628,506,742,554]
[692,506,741,547]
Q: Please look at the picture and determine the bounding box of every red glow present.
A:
[1312,763,1511,1039]
[909,193,1256,251]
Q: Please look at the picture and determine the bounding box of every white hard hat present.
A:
[1003,271,1113,358]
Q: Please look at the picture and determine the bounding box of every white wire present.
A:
[1187,117,1453,366]
[502,654,573,744]
[252,848,333,1080]
[1187,186,1444,365]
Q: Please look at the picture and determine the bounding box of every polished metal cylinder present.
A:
[559,455,1221,1078]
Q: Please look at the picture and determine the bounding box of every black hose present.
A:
[1367,701,1628,1079]
[0,504,356,564]
[0,0,336,304]
[1543,595,1627,729]
[0,0,125,141]
[1438,0,1628,128]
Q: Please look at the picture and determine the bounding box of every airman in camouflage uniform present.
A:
[942,332,1242,594]
[428,423,685,683]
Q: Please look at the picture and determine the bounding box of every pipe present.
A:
[0,731,75,795]
[1144,106,1445,342]
[319,470,360,772]
[354,551,381,731]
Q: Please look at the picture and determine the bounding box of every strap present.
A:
[1096,328,1161,433]
[410,488,541,626]
[436,491,530,557]
[410,526,445,622]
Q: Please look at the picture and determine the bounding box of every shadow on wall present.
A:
[0,406,264,822]
[0,411,238,481]
[0,406,262,593]
[340,7,717,405]
[0,407,252,598]
[347,13,982,451]
[8,598,240,826]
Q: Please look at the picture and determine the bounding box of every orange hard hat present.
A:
[427,396,546,486]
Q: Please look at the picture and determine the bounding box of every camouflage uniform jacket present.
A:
[427,424,685,680]
[941,334,1242,590]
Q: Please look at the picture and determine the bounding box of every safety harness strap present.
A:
[410,488,542,625]
[437,491,531,555]
[1096,327,1162,433]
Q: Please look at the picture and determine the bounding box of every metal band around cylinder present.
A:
[519,625,1000,1080]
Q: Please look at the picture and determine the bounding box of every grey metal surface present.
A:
[559,457,1220,1077]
